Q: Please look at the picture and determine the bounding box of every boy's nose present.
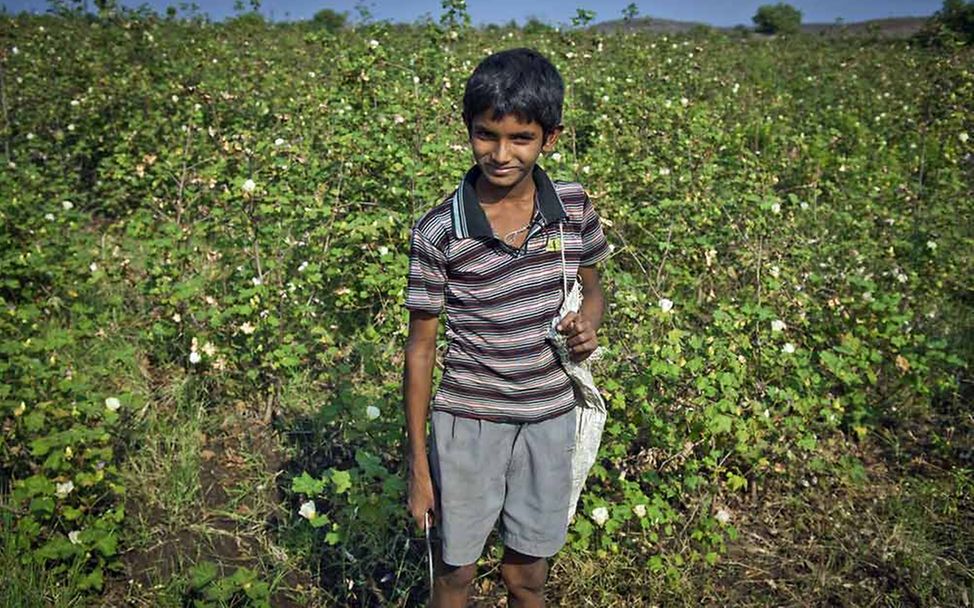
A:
[491,141,513,164]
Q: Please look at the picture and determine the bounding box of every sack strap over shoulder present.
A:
[559,220,568,302]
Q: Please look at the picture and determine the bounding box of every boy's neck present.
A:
[474,170,537,206]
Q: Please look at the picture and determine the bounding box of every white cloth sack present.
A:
[546,222,608,525]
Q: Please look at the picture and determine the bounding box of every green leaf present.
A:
[34,535,79,561]
[331,469,352,494]
[29,496,55,517]
[708,414,733,435]
[77,566,104,591]
[291,471,327,496]
[93,530,118,557]
[190,561,219,590]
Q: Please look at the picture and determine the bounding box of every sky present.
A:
[2,0,945,26]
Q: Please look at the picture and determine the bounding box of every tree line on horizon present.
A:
[12,0,974,41]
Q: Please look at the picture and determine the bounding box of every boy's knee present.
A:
[435,562,477,590]
[500,556,548,593]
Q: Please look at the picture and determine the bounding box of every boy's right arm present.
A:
[403,310,440,532]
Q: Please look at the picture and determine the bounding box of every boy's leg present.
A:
[500,546,548,608]
[431,536,477,608]
[498,406,577,607]
[428,409,515,603]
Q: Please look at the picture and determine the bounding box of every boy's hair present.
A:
[462,47,564,137]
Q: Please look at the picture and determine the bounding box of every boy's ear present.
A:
[543,124,565,152]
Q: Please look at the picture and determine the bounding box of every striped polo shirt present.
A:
[405,164,610,423]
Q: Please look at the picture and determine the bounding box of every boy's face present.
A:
[469,109,562,191]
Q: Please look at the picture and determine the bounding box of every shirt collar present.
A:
[450,164,568,239]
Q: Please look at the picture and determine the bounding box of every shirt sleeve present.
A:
[579,190,611,267]
[404,225,447,314]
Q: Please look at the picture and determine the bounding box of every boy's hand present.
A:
[407,468,436,533]
[556,312,598,363]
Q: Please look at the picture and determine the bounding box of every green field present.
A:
[1,8,972,607]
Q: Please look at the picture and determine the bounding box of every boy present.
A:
[403,48,610,607]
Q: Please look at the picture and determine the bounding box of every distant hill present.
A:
[593,15,930,37]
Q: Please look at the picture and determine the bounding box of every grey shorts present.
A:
[428,406,576,566]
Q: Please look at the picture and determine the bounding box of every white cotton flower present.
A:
[366,405,381,420]
[55,480,74,498]
[89,262,98,273]
[68,530,82,545]
[926,240,937,251]
[368,39,380,49]
[299,500,317,520]
[393,114,405,124]
[732,82,739,94]
[26,132,35,140]
[413,75,420,84]
[171,94,179,103]
[44,212,55,221]
[782,343,796,354]
[658,298,674,313]
[591,506,610,526]
[771,202,781,214]
[62,200,74,210]
[105,397,121,412]
[633,504,647,518]
[172,312,181,323]
[960,132,969,144]
[769,265,780,278]
[771,319,786,332]
[896,272,908,283]
[242,178,256,193]
[70,99,80,107]
[658,167,671,176]
[581,165,591,174]
[550,152,562,162]
[800,201,809,210]
[251,276,262,286]
[298,261,309,272]
[680,97,689,107]
[715,507,732,524]
[274,137,285,146]
[11,46,18,55]
[189,350,201,364]
[240,322,256,335]
[378,246,389,256]
[862,291,874,303]
[202,341,216,357]
[448,30,458,40]
[67,123,75,131]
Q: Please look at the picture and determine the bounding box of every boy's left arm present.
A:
[556,265,605,363]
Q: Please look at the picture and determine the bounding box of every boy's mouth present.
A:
[486,164,519,176]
